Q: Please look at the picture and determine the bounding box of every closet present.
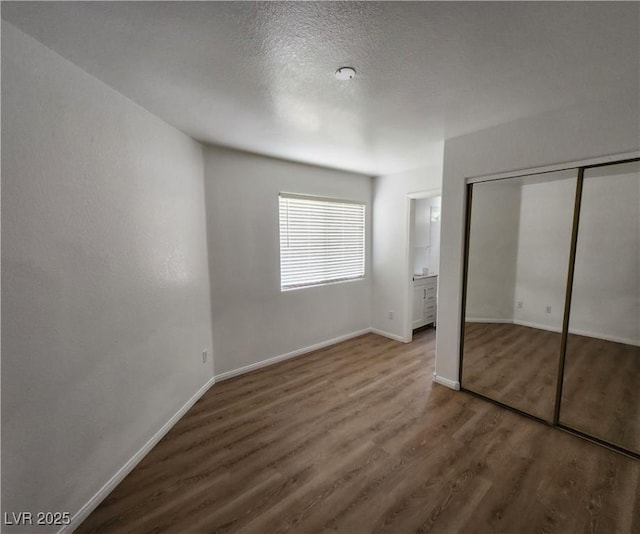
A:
[460,158,640,457]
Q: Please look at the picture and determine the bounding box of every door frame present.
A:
[404,188,442,343]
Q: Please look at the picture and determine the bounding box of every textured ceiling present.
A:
[2,2,639,175]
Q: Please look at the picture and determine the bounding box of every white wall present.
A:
[513,176,577,330]
[428,196,442,276]
[2,23,214,531]
[465,181,520,321]
[371,158,443,340]
[464,166,639,345]
[202,145,372,377]
[437,93,640,385]
[413,198,431,274]
[413,196,441,276]
[513,168,640,343]
[569,164,639,343]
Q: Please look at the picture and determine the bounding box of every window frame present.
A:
[278,192,366,292]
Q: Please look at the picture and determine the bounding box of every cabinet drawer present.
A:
[425,285,437,297]
[413,276,437,288]
[424,303,436,314]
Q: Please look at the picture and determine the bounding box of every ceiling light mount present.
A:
[335,67,356,81]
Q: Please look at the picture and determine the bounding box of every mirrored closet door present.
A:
[559,161,640,454]
[461,170,578,421]
[461,157,640,458]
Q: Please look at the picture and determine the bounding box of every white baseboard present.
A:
[512,319,561,332]
[570,330,639,347]
[433,373,460,390]
[512,319,639,346]
[59,375,216,534]
[214,328,372,382]
[369,328,406,343]
[465,317,513,324]
[61,328,371,532]
[468,318,639,347]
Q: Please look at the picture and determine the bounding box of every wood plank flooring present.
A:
[562,333,640,453]
[462,322,640,453]
[462,322,559,420]
[78,328,640,533]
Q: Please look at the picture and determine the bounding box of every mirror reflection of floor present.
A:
[462,322,640,454]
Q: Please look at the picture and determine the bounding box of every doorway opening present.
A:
[404,189,442,344]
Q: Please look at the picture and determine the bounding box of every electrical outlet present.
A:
[202,350,207,363]
[388,311,394,320]
[545,306,552,314]
[517,301,523,309]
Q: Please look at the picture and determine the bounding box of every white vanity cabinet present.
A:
[412,275,437,329]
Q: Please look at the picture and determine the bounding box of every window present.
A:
[279,193,366,291]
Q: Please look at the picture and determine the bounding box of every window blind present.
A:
[279,193,366,291]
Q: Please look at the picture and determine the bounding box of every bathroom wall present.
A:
[413,196,441,276]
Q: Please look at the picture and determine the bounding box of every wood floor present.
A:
[462,322,559,420]
[462,322,640,453]
[562,333,640,453]
[78,328,640,534]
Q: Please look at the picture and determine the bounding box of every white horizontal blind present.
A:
[279,194,365,290]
